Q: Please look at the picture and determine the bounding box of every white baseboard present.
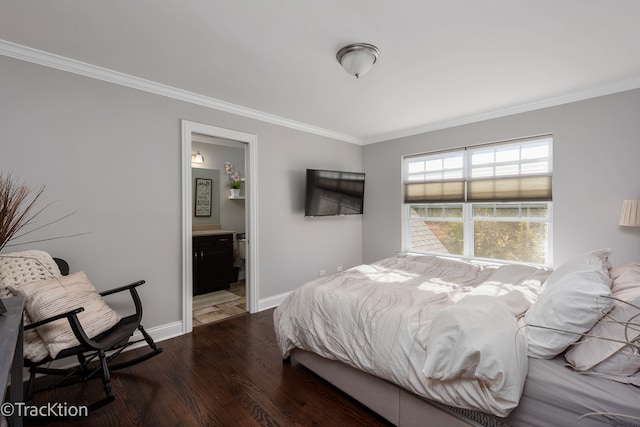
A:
[257,291,291,312]
[131,293,289,347]
[129,320,183,349]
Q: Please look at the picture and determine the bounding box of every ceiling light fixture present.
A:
[191,150,204,164]
[336,43,380,79]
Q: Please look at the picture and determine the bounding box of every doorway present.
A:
[181,120,257,334]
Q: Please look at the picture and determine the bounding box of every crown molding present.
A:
[3,39,639,147]
[364,75,640,144]
[0,39,363,145]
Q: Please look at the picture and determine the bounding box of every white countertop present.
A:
[192,229,235,237]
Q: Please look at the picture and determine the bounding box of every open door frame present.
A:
[181,120,258,334]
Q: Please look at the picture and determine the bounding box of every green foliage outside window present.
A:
[474,221,548,264]
[411,202,550,265]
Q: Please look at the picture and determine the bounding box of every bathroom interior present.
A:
[191,133,247,326]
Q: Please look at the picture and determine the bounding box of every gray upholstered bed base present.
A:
[290,349,510,427]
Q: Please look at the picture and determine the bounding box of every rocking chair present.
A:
[18,257,163,410]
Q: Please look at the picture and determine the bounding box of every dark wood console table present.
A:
[1,296,24,427]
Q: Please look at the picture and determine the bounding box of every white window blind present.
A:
[404,136,552,203]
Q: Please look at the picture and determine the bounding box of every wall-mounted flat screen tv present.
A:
[305,169,365,217]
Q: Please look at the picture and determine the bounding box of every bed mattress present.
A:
[293,348,640,427]
[505,357,640,427]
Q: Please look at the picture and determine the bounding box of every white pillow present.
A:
[8,271,121,359]
[0,250,61,362]
[0,250,61,293]
[525,249,613,359]
[610,262,640,295]
[544,248,612,288]
[591,345,640,376]
[565,262,640,375]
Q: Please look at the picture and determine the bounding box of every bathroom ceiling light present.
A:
[191,151,204,164]
[336,43,380,79]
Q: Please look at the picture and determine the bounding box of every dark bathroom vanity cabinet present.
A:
[192,233,234,295]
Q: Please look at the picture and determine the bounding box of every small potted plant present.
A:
[224,162,242,197]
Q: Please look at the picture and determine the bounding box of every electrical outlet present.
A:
[319,270,326,276]
[337,266,343,272]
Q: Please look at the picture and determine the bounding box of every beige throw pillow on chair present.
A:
[9,270,122,359]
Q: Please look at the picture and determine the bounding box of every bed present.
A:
[274,251,640,426]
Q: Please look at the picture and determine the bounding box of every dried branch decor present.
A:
[0,173,82,252]
[527,296,640,353]
[528,295,640,424]
[591,296,640,352]
[0,173,45,252]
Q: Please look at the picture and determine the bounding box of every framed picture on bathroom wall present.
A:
[195,178,212,217]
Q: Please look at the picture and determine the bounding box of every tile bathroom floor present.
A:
[192,281,246,326]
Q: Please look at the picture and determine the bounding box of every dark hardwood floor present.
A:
[22,309,393,427]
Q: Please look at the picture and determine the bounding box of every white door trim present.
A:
[181,120,258,334]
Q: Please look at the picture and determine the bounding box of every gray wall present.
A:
[0,55,363,330]
[363,89,640,267]
[192,139,245,233]
[191,166,221,225]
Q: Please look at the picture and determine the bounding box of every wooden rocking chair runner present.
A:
[22,258,163,410]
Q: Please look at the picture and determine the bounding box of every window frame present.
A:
[402,136,553,266]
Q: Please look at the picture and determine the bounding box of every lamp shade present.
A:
[191,151,204,164]
[336,43,380,78]
[619,199,640,226]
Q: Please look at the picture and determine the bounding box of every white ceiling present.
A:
[1,1,640,144]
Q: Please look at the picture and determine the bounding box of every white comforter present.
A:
[273,254,550,417]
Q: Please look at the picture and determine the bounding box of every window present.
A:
[404,136,552,265]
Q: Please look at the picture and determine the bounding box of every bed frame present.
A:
[290,349,509,427]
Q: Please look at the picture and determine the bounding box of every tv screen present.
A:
[305,169,365,217]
